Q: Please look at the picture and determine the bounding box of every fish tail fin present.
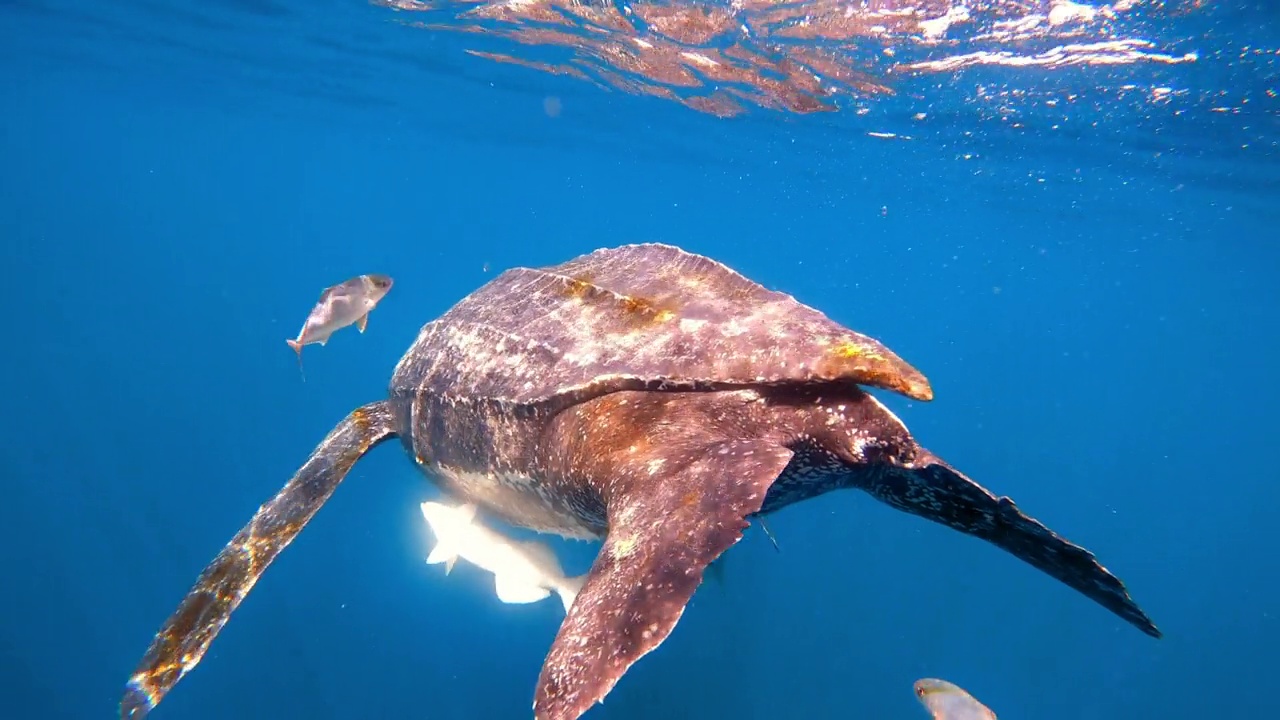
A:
[425,538,457,574]
[557,573,587,614]
[286,339,306,382]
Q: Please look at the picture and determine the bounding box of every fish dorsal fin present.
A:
[456,502,478,524]
[533,438,795,718]
[493,572,552,605]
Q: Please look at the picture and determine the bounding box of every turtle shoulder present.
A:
[390,243,932,409]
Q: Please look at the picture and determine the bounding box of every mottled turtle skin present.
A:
[388,242,930,540]
[121,243,1160,720]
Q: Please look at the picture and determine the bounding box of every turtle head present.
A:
[768,383,921,470]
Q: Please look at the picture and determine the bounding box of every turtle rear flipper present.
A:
[864,451,1161,639]
[534,438,795,720]
[120,400,399,720]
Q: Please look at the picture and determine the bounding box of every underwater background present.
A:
[2,0,1277,718]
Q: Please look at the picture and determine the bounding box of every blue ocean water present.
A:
[2,0,1277,718]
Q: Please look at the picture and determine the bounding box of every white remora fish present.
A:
[419,500,586,613]
[914,678,997,720]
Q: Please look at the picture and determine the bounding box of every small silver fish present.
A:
[914,678,997,720]
[286,274,393,374]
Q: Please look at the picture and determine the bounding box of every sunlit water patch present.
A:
[373,0,1212,115]
[5,0,1275,192]
[361,0,1276,193]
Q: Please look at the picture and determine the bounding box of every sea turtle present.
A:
[120,243,1160,720]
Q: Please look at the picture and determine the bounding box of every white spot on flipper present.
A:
[610,534,638,559]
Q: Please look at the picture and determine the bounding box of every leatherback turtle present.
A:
[120,243,1160,720]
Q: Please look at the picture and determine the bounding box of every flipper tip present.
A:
[120,683,153,720]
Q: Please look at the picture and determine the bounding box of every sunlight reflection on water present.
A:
[372,0,1212,117]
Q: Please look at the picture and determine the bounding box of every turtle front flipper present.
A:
[864,450,1161,639]
[534,439,795,720]
[120,400,399,719]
